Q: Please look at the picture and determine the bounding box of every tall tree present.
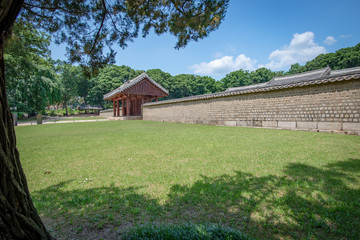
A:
[0,1,229,239]
[76,73,93,106]
[27,63,61,113]
[0,1,54,239]
[55,62,81,115]
[5,18,61,114]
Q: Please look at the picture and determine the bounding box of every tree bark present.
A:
[64,95,68,116]
[0,0,54,239]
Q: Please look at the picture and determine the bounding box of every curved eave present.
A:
[103,73,169,100]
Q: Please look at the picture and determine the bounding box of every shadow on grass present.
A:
[34,181,161,223]
[33,159,360,239]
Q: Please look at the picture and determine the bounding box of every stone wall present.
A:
[143,79,360,134]
[99,109,116,117]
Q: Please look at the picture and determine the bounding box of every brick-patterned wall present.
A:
[143,79,360,134]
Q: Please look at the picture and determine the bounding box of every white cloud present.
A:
[190,54,256,76]
[265,32,327,70]
[214,52,223,58]
[225,45,237,54]
[324,36,337,45]
[339,34,352,38]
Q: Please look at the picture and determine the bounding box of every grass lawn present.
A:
[16,121,360,239]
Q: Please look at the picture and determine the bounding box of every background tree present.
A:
[249,67,277,84]
[167,74,195,98]
[5,18,61,114]
[0,1,229,238]
[220,69,251,90]
[55,62,81,115]
[146,68,172,92]
[76,70,93,107]
[27,63,61,113]
[165,74,218,99]
[88,65,138,106]
[287,63,306,75]
[335,44,360,69]
[194,75,219,94]
[282,43,360,73]
[305,44,360,71]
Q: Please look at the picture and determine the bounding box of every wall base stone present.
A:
[236,121,247,127]
[343,122,360,131]
[297,121,318,129]
[262,121,278,128]
[224,121,237,126]
[318,122,342,130]
[278,121,297,129]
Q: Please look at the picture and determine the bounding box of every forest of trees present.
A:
[5,19,360,115]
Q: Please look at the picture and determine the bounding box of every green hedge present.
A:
[122,223,252,240]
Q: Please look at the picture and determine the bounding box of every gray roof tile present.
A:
[269,67,331,85]
[103,72,169,100]
[330,66,360,76]
[225,82,268,92]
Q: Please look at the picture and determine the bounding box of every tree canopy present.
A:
[20,0,229,73]
[5,18,61,113]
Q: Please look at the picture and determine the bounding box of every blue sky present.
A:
[50,0,360,80]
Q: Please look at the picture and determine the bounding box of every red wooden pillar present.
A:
[141,96,144,115]
[156,97,158,102]
[117,99,120,116]
[126,96,131,116]
[113,100,116,116]
[122,98,126,116]
[120,98,122,116]
[134,96,138,115]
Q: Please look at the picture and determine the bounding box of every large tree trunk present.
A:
[0,0,54,239]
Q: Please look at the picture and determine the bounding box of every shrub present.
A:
[68,108,75,116]
[49,110,56,117]
[122,223,251,240]
[16,112,24,119]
